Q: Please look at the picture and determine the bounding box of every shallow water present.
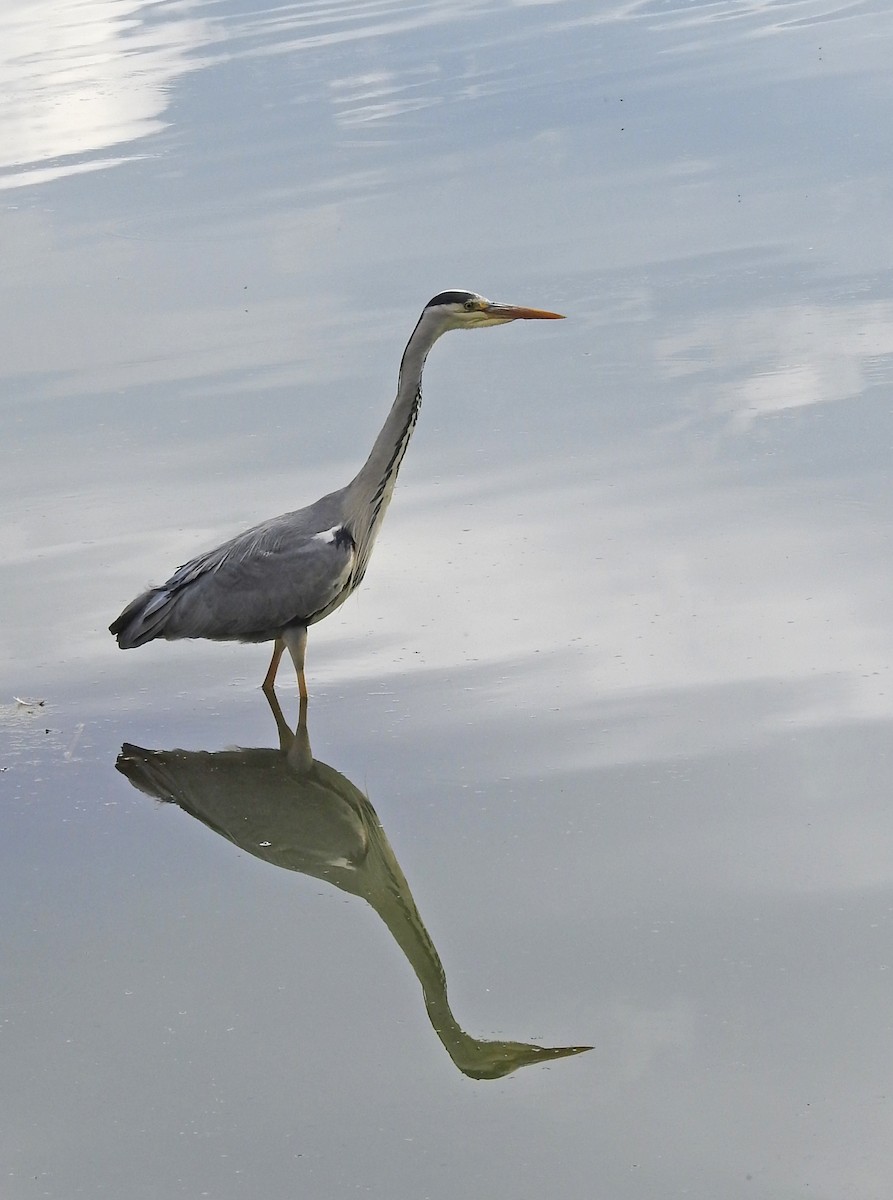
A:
[3,2,893,1197]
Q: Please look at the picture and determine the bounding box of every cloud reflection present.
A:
[657,298,893,430]
[0,0,216,189]
[115,692,591,1079]
[318,456,893,733]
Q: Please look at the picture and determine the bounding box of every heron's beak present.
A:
[484,302,565,320]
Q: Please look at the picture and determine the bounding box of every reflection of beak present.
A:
[484,302,565,320]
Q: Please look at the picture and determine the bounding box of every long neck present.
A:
[346,309,447,564]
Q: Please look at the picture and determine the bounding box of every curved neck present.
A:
[347,309,450,557]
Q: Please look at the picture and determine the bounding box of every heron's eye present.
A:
[464,298,477,312]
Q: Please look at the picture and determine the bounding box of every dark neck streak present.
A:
[347,309,443,580]
[369,386,420,511]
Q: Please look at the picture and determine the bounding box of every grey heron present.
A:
[110,290,564,698]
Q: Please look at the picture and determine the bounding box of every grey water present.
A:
[3,2,893,1197]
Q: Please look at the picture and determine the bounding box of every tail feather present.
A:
[109,587,175,648]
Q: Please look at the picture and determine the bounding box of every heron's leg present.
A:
[282,625,309,703]
[262,638,286,693]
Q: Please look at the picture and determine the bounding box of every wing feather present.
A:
[111,504,356,647]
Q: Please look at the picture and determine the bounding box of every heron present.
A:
[110,290,564,699]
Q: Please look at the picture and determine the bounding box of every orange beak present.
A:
[483,302,565,320]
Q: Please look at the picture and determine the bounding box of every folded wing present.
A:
[110,512,356,647]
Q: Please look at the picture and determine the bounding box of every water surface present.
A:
[3,2,893,1197]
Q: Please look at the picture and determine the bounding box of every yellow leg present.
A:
[262,638,285,693]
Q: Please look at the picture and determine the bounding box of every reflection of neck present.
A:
[359,822,482,1070]
[358,808,590,1080]
[421,978,502,1078]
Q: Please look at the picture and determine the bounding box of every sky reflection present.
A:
[659,296,893,429]
[0,0,217,189]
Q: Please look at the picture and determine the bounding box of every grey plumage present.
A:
[111,492,354,646]
[110,290,564,697]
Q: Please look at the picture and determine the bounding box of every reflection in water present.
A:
[116,695,590,1080]
[1,0,214,189]
[657,297,893,431]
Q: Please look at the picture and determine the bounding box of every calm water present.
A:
[3,1,893,1196]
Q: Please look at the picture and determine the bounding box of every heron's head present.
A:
[423,289,564,331]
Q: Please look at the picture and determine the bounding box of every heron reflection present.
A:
[116,694,590,1080]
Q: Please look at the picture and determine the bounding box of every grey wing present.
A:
[111,512,356,647]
